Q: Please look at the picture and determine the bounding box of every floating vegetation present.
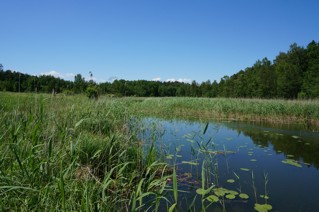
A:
[166,154,174,159]
[176,155,182,158]
[196,188,210,195]
[226,194,236,199]
[227,179,235,183]
[260,195,270,200]
[292,135,300,139]
[305,142,311,145]
[239,193,249,199]
[254,203,272,212]
[282,159,302,168]
[182,161,199,166]
[213,187,238,197]
[186,138,194,143]
[286,154,294,158]
[240,168,250,171]
[206,150,236,155]
[206,195,219,203]
[250,159,257,162]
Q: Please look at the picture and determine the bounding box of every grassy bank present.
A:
[0,93,169,211]
[1,92,319,210]
[129,97,319,130]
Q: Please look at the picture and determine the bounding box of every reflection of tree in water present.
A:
[227,123,319,169]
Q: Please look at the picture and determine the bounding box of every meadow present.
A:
[1,92,319,211]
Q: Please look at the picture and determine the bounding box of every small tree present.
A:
[86,85,99,100]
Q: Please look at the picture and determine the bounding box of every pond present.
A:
[138,118,319,211]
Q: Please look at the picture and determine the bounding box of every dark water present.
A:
[139,118,319,212]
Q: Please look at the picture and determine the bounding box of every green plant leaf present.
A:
[239,193,249,199]
[196,188,210,195]
[206,195,219,203]
[168,203,176,212]
[225,194,236,199]
[282,159,302,168]
[260,195,270,200]
[182,161,199,166]
[254,203,272,212]
[227,179,235,183]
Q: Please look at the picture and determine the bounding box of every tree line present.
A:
[1,40,318,99]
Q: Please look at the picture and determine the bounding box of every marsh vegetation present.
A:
[1,92,319,211]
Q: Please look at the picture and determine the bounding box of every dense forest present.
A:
[1,40,319,99]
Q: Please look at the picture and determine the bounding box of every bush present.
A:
[86,85,99,99]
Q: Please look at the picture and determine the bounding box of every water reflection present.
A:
[224,122,319,168]
[138,117,319,211]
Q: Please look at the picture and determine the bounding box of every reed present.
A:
[0,92,169,211]
[129,97,319,130]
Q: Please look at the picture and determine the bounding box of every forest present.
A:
[1,40,318,99]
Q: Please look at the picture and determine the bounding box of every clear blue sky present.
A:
[1,0,319,83]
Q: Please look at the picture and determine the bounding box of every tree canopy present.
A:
[1,40,319,99]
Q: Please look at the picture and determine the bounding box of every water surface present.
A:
[139,118,319,211]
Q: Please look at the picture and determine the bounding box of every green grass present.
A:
[129,97,319,130]
[0,92,169,211]
[1,92,319,210]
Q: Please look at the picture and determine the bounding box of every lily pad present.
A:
[226,194,236,199]
[213,187,238,197]
[227,179,235,183]
[254,203,272,212]
[182,161,199,166]
[240,168,250,171]
[239,193,249,199]
[166,154,173,159]
[196,188,210,195]
[213,187,229,197]
[282,159,302,168]
[207,195,219,203]
[260,195,270,200]
[229,190,238,195]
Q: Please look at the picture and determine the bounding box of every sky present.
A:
[1,0,319,83]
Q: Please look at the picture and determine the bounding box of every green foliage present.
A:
[86,85,99,99]
[0,93,169,211]
[1,40,319,99]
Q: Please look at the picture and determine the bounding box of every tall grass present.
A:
[1,92,318,210]
[129,97,319,130]
[0,93,169,211]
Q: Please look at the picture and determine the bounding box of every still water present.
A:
[139,118,319,211]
